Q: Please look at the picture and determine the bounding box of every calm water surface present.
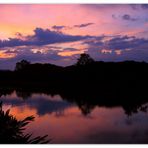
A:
[1,91,148,144]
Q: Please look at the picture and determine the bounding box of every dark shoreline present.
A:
[1,60,148,116]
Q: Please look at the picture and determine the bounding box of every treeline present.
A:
[0,53,148,84]
[1,53,148,90]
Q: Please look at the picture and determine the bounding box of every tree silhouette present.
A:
[76,53,94,66]
[15,60,30,71]
[0,102,49,144]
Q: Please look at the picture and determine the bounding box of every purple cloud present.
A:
[122,14,137,21]
[74,23,94,28]
[112,14,138,22]
[0,27,92,48]
[51,23,94,31]
[141,4,148,9]
[52,25,66,31]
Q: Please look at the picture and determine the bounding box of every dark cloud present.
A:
[81,4,129,10]
[52,25,66,31]
[0,38,28,48]
[0,45,72,70]
[74,23,94,28]
[0,27,92,48]
[83,35,105,46]
[83,35,148,62]
[1,28,148,70]
[112,14,138,22]
[85,35,148,51]
[63,48,79,51]
[122,14,137,21]
[51,23,94,31]
[129,4,148,10]
[141,4,148,9]
[129,4,141,10]
[15,50,62,62]
[106,36,148,50]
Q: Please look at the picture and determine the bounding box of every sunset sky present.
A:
[1,4,148,69]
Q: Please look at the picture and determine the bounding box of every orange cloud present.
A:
[58,50,85,56]
[0,50,16,58]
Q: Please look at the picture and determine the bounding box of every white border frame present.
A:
[0,0,148,4]
[0,1,148,148]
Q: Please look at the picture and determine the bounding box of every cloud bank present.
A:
[0,27,92,48]
[0,25,148,70]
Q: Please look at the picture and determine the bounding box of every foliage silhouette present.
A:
[0,102,49,144]
[76,53,94,66]
[15,60,30,71]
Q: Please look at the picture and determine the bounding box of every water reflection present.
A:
[1,87,148,116]
[0,89,148,143]
[1,92,71,116]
